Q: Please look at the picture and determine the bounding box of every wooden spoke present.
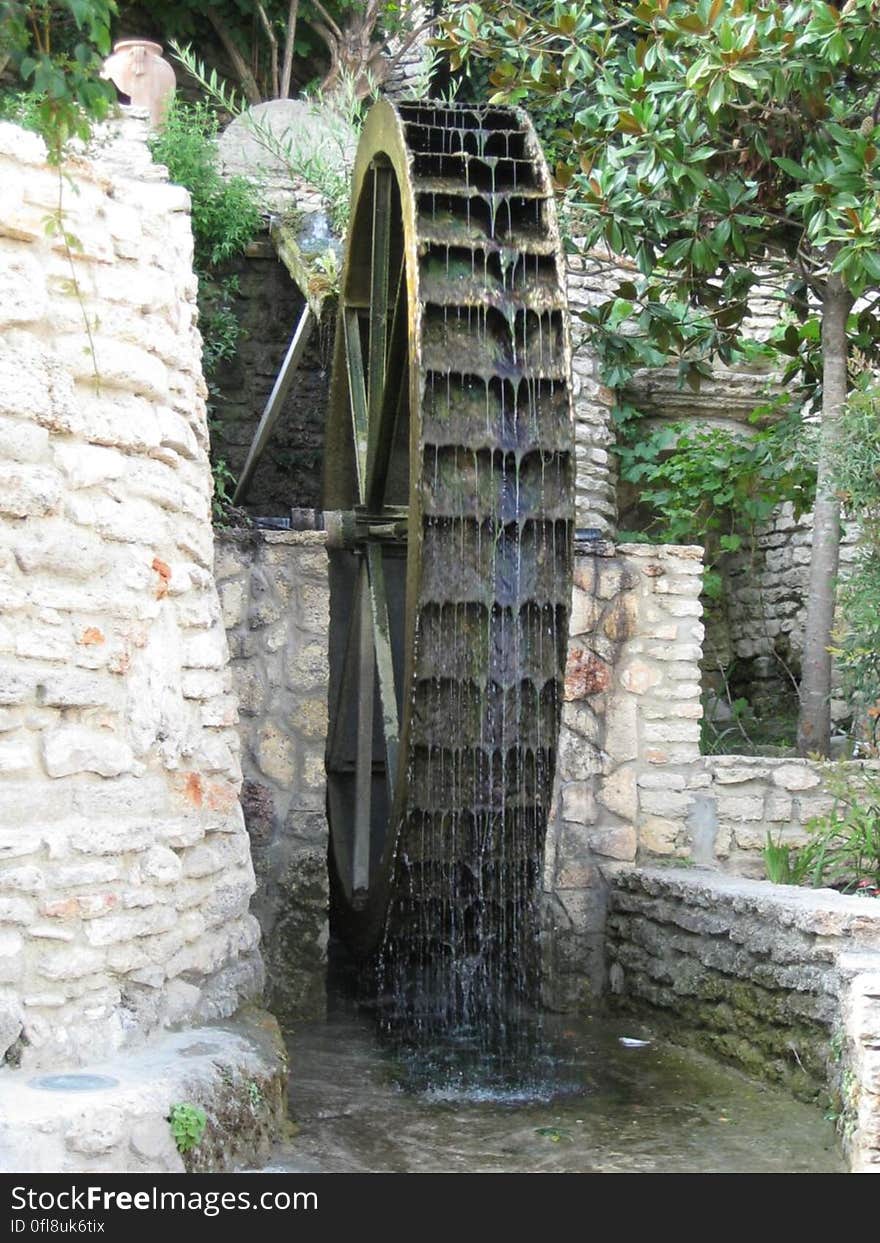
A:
[325,562,362,774]
[366,260,407,512]
[366,543,399,803]
[343,307,369,504]
[353,560,375,895]
[368,163,393,427]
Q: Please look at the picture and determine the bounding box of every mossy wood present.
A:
[323,100,574,1023]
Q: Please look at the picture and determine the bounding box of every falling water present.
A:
[372,102,574,1087]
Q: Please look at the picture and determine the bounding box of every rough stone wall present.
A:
[682,755,880,878]
[604,865,880,1170]
[565,256,621,535]
[544,541,704,1006]
[0,116,261,1068]
[210,236,332,516]
[215,529,329,1022]
[718,502,859,715]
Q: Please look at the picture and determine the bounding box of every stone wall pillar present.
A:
[215,529,330,1021]
[0,115,261,1068]
[544,541,704,1007]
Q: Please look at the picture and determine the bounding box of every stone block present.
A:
[0,465,62,518]
[599,765,638,820]
[587,824,637,861]
[37,945,105,980]
[772,764,822,792]
[42,726,135,778]
[0,738,34,774]
[639,817,680,854]
[620,659,660,694]
[715,794,766,822]
[560,781,597,826]
[254,722,296,785]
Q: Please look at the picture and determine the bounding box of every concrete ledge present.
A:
[602,865,880,1172]
[0,1007,286,1173]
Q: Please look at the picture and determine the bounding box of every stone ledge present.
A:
[0,1007,286,1173]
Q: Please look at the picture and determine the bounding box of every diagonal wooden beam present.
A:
[232,304,316,505]
[366,260,407,513]
[343,306,369,505]
[368,164,393,430]
[366,543,399,803]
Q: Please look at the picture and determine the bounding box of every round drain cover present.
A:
[29,1073,119,1092]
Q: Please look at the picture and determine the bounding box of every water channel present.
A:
[257,1003,844,1174]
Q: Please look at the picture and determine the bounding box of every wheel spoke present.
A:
[366,260,407,512]
[353,559,375,896]
[325,558,361,775]
[368,163,393,428]
[343,307,369,504]
[366,543,399,803]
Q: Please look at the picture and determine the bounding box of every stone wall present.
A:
[604,865,880,1171]
[716,502,859,717]
[211,236,332,516]
[543,541,705,1006]
[0,116,261,1068]
[215,529,329,1022]
[565,256,622,535]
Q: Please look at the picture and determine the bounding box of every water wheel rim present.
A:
[323,101,575,989]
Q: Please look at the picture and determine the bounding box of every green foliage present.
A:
[148,99,262,269]
[0,0,116,157]
[168,1102,207,1154]
[0,88,43,131]
[443,1,880,287]
[616,410,817,585]
[200,274,244,376]
[828,381,880,750]
[170,40,371,237]
[764,766,880,893]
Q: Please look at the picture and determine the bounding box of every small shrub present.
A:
[168,1102,207,1154]
[148,100,262,269]
[764,766,880,894]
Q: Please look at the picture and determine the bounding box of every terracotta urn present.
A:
[101,39,176,129]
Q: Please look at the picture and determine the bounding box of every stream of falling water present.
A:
[370,103,573,1080]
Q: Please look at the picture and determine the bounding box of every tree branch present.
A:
[385,15,439,71]
[255,0,280,99]
[204,5,262,104]
[280,0,300,99]
[309,0,343,42]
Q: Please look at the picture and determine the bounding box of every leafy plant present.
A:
[170,40,372,237]
[616,409,817,594]
[168,1102,207,1154]
[212,456,238,525]
[828,379,880,751]
[0,0,116,158]
[765,765,880,893]
[148,99,262,270]
[440,0,880,756]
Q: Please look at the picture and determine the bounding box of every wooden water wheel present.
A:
[323,100,573,1029]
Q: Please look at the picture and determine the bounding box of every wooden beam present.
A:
[344,307,369,504]
[366,543,399,803]
[232,304,316,505]
[353,561,375,895]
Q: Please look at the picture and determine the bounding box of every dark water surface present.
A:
[258,1008,845,1174]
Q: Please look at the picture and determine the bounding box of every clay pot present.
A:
[101,40,176,129]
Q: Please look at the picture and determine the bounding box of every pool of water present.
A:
[258,1007,846,1174]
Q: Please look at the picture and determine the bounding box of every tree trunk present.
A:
[204,5,262,105]
[796,273,854,756]
[280,0,300,98]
